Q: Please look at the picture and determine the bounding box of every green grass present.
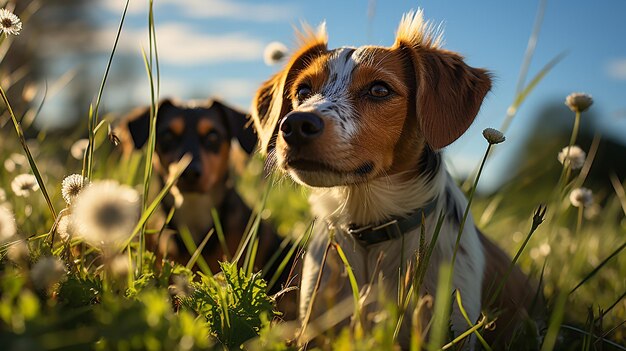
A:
[0,3,625,351]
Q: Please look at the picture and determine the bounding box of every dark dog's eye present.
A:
[202,130,221,150]
[296,85,313,102]
[368,82,391,98]
[158,131,179,151]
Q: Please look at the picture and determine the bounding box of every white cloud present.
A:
[607,59,626,80]
[209,79,259,101]
[41,23,265,65]
[100,0,296,22]
[126,23,265,64]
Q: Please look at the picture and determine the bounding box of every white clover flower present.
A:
[70,139,90,160]
[558,145,586,170]
[61,174,88,205]
[0,187,6,202]
[263,41,288,65]
[482,128,506,145]
[569,187,593,208]
[11,173,39,197]
[71,180,140,249]
[0,9,22,36]
[31,256,67,291]
[0,206,17,242]
[565,92,593,113]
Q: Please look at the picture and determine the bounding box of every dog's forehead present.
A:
[311,45,394,88]
[159,103,223,125]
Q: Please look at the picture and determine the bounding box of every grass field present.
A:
[0,2,625,351]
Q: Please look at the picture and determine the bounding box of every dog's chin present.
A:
[282,159,376,188]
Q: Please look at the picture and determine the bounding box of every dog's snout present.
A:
[280,112,324,146]
[182,161,203,182]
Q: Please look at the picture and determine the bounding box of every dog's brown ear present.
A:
[120,99,175,151]
[211,99,258,154]
[252,23,328,154]
[394,10,492,150]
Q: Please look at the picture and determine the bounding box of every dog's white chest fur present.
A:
[299,170,485,349]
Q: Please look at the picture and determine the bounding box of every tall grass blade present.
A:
[0,85,56,220]
[85,0,130,180]
[570,240,626,294]
[211,207,231,261]
[334,242,363,336]
[488,204,546,306]
[123,154,191,248]
[183,227,214,275]
[456,290,492,351]
[427,262,453,351]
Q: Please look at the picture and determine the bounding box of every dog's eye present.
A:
[296,85,313,102]
[368,83,390,98]
[202,130,221,150]
[158,131,179,151]
[204,130,220,143]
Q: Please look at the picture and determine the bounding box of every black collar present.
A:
[346,200,438,246]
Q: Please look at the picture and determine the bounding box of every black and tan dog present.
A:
[118,98,294,288]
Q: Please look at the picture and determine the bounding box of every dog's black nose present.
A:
[280,112,324,146]
[182,161,202,182]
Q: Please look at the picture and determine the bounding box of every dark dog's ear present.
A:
[212,100,258,154]
[393,11,492,150]
[252,24,328,154]
[120,99,175,151]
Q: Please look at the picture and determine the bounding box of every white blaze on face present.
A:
[296,46,368,143]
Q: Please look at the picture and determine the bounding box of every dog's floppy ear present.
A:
[211,99,258,154]
[120,98,175,151]
[394,10,492,150]
[252,23,328,154]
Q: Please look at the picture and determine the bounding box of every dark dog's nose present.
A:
[181,161,202,183]
[280,112,324,146]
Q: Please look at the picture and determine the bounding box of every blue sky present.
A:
[40,0,626,189]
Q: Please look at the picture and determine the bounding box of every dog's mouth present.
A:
[285,158,375,176]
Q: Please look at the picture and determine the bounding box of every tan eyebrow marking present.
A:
[197,119,214,136]
[169,117,185,136]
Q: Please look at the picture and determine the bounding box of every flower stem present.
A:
[451,144,492,269]
[556,111,582,196]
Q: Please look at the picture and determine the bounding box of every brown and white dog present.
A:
[251,10,541,349]
[118,98,289,278]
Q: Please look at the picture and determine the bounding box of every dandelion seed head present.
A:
[11,173,39,197]
[584,203,601,220]
[557,145,586,170]
[70,139,89,160]
[482,128,506,144]
[31,256,67,291]
[61,174,87,205]
[0,206,17,242]
[263,41,288,65]
[72,180,140,249]
[7,240,29,264]
[108,255,131,279]
[56,214,75,242]
[565,92,593,113]
[0,9,22,36]
[569,187,593,208]
[4,153,27,173]
[168,274,193,297]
